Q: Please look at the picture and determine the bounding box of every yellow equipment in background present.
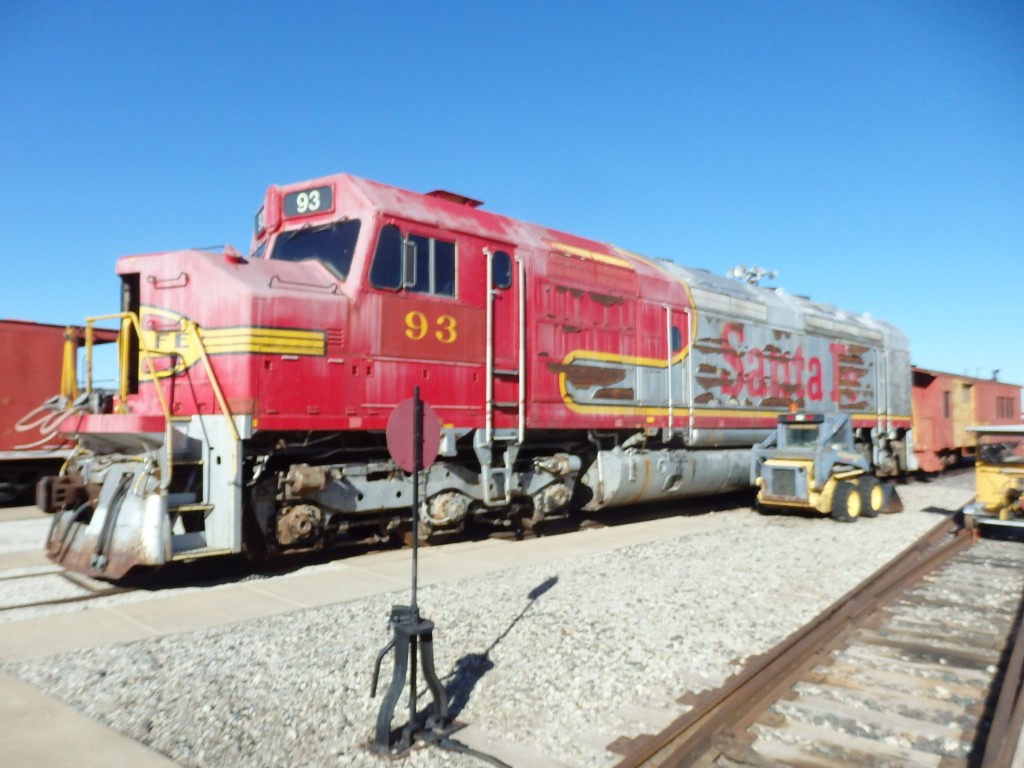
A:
[964,425,1024,529]
[752,412,902,522]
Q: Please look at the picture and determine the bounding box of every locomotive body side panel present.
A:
[42,171,926,577]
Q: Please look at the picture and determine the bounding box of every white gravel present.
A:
[5,475,974,768]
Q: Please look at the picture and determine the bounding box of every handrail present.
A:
[517,256,526,443]
[84,312,172,419]
[664,305,673,440]
[485,248,494,444]
[84,311,175,489]
[61,326,80,401]
[685,307,694,434]
[182,319,240,443]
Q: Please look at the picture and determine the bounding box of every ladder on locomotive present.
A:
[479,248,525,506]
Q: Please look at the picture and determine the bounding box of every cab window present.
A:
[408,234,456,297]
[370,224,457,297]
[270,219,361,280]
[783,424,820,448]
[369,224,403,290]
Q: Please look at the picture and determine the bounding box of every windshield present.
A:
[979,434,1024,465]
[269,219,361,280]
[783,423,820,448]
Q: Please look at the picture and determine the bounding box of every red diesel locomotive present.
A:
[40,173,913,578]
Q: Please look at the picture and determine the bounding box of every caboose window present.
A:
[269,219,361,280]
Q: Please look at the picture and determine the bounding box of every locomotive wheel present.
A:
[830,481,862,523]
[857,476,884,518]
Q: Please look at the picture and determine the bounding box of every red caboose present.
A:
[912,367,1022,472]
[40,173,914,577]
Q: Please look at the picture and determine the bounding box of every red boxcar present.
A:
[0,321,116,503]
[912,367,1022,472]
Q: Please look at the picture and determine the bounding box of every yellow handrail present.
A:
[84,311,175,489]
[83,312,172,420]
[77,311,242,486]
[60,327,80,401]
[182,319,240,443]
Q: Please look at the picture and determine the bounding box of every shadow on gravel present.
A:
[442,575,559,719]
[923,505,959,516]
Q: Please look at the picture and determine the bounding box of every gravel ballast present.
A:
[6,476,974,767]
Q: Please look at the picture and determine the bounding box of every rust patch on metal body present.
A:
[46,519,139,580]
[593,388,636,400]
[547,362,627,388]
[589,292,624,307]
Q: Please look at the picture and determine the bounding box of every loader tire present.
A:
[830,481,862,523]
[857,476,884,518]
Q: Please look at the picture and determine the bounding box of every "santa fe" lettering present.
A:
[720,322,848,403]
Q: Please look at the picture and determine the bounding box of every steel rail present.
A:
[615,515,970,768]
[981,578,1024,768]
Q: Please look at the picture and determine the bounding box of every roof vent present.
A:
[426,190,483,208]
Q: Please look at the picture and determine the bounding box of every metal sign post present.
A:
[370,387,449,754]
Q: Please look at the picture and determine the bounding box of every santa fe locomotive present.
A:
[39,173,913,578]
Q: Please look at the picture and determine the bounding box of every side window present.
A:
[369,224,403,290]
[370,224,457,297]
[408,234,431,293]
[407,233,457,297]
[492,250,512,289]
[434,240,455,295]
[670,326,682,353]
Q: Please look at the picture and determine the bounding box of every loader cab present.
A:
[775,413,853,453]
[777,414,824,450]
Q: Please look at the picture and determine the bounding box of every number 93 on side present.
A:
[404,311,457,344]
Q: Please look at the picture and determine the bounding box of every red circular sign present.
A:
[386,398,442,473]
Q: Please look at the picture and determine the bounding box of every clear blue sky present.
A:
[3,1,1022,388]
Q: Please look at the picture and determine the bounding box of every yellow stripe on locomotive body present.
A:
[138,306,325,380]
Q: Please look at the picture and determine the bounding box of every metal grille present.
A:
[768,467,798,498]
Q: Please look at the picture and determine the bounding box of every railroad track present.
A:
[613,517,1024,767]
